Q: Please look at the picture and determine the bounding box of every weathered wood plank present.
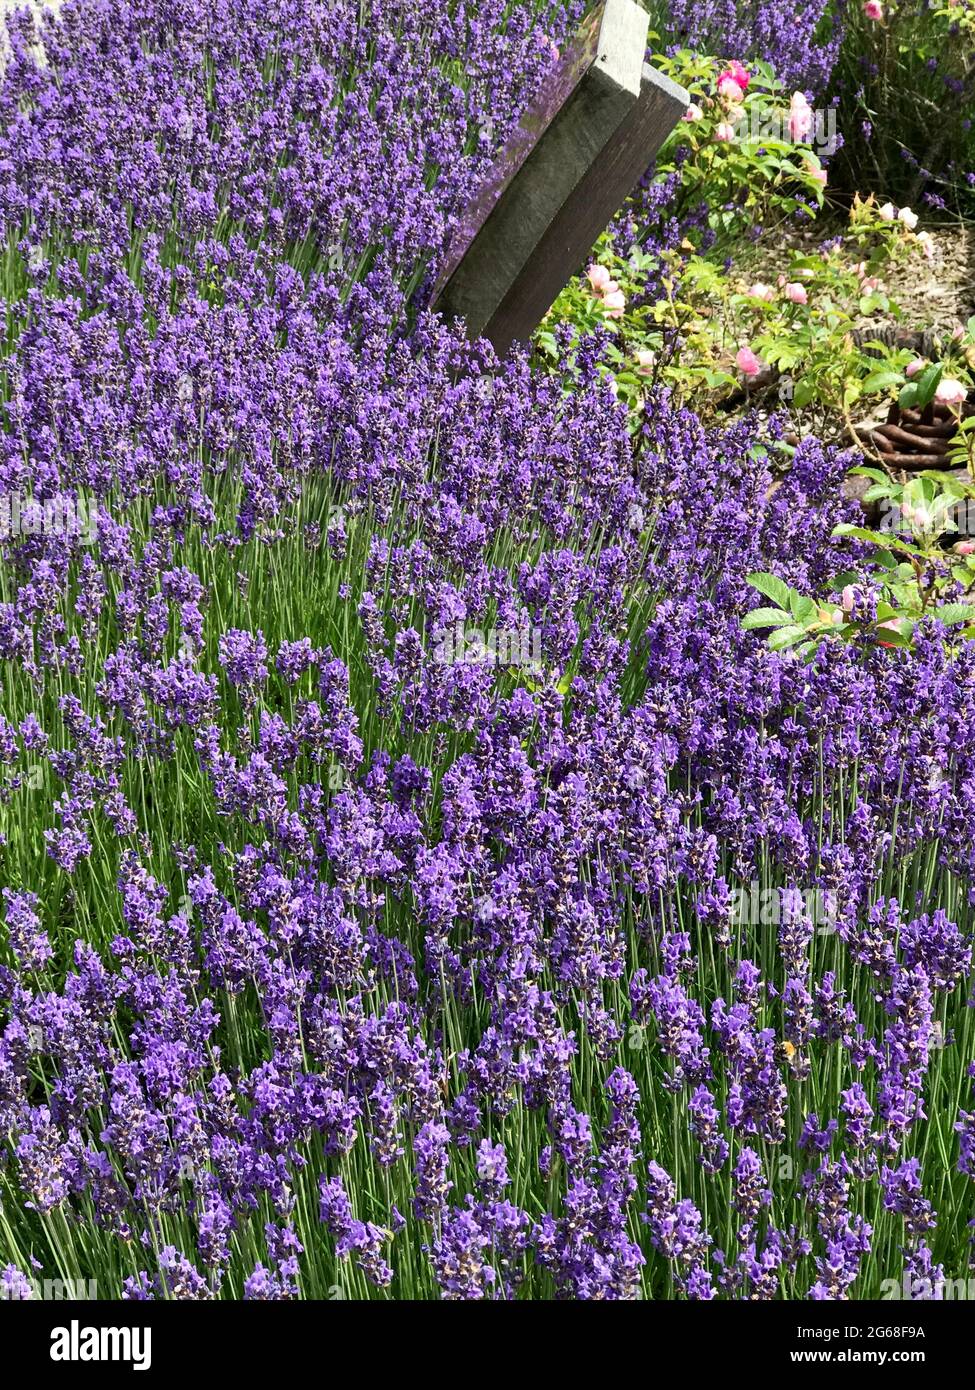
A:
[431,5,608,301]
[432,0,688,357]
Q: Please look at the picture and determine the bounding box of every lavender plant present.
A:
[828,0,975,215]
[652,0,847,94]
[0,0,973,1305]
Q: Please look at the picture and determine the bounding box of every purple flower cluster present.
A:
[0,0,973,1301]
[663,0,846,95]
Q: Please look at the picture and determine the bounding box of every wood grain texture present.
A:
[432,0,687,358]
[431,2,607,302]
[486,63,688,357]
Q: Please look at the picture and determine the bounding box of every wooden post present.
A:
[431,0,688,358]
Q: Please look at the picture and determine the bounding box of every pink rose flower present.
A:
[586,264,611,293]
[783,282,808,305]
[718,76,744,104]
[935,378,968,406]
[747,282,775,301]
[863,0,883,18]
[720,60,751,90]
[905,359,927,378]
[684,103,704,122]
[602,289,626,318]
[714,122,736,142]
[736,346,762,377]
[788,91,813,142]
[955,541,975,556]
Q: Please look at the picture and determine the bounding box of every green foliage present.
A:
[542,183,926,428]
[743,470,975,658]
[829,0,975,215]
[649,51,829,251]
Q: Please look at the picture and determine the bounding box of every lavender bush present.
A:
[827,0,975,214]
[654,0,847,95]
[0,0,974,1303]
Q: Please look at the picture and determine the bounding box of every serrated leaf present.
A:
[742,607,796,629]
[933,603,975,626]
[768,624,809,650]
[833,524,924,558]
[914,362,944,410]
[746,572,792,609]
[833,523,889,543]
[789,591,816,621]
[862,369,903,394]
